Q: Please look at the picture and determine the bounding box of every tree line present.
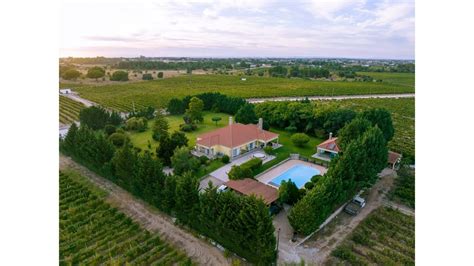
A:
[60,123,276,264]
[167,92,247,116]
[255,101,394,141]
[288,117,390,234]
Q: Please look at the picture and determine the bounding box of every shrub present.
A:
[62,69,81,80]
[125,117,147,132]
[311,175,321,184]
[142,73,153,80]
[240,158,262,171]
[285,125,297,133]
[179,123,197,132]
[110,70,129,81]
[221,155,230,164]
[228,165,253,180]
[304,182,314,190]
[263,145,273,155]
[291,133,310,147]
[199,155,209,164]
[104,124,116,136]
[109,132,127,147]
[157,72,164,78]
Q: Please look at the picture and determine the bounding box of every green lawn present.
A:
[128,112,324,177]
[70,74,415,112]
[128,112,231,153]
[357,72,415,87]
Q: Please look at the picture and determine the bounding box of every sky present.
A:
[60,0,415,59]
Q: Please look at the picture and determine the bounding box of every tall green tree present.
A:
[152,112,169,141]
[86,66,105,80]
[171,147,200,175]
[337,117,372,151]
[110,70,129,81]
[175,172,200,226]
[279,179,300,204]
[360,108,394,141]
[111,142,137,189]
[161,175,177,213]
[235,104,257,124]
[61,69,81,80]
[167,98,185,115]
[79,106,110,130]
[186,97,204,123]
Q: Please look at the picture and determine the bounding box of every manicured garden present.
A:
[329,207,415,265]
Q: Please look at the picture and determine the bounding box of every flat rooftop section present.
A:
[225,178,278,205]
[257,159,328,187]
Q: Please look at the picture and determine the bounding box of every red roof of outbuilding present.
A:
[388,151,402,164]
[225,178,279,205]
[196,123,279,148]
[317,137,340,152]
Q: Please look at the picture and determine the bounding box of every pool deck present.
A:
[256,159,328,188]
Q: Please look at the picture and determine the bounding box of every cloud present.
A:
[60,0,414,59]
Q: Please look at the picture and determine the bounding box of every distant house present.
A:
[240,77,247,81]
[312,133,340,162]
[59,88,72,94]
[388,151,402,170]
[195,117,279,159]
[225,178,279,205]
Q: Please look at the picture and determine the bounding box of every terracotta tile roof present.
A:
[196,123,279,148]
[388,151,402,164]
[317,137,340,153]
[225,178,279,205]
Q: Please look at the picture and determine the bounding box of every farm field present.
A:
[328,97,415,162]
[59,170,191,265]
[328,207,415,265]
[389,167,415,208]
[70,74,415,112]
[59,95,85,125]
[357,72,415,87]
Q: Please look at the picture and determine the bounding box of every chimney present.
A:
[229,116,233,125]
[258,118,263,130]
[329,132,333,140]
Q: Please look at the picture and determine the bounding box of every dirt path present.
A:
[246,93,415,104]
[291,168,398,265]
[383,200,415,216]
[59,155,230,266]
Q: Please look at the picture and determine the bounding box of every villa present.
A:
[195,117,279,159]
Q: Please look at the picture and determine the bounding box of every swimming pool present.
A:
[269,164,321,188]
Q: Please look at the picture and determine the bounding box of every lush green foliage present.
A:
[110,70,129,81]
[291,133,310,147]
[186,97,204,123]
[235,104,257,124]
[61,125,276,264]
[279,179,300,205]
[240,158,263,171]
[86,66,105,80]
[331,207,414,265]
[59,171,191,265]
[288,126,388,234]
[337,117,372,151]
[156,131,188,165]
[360,108,394,142]
[157,72,164,78]
[108,132,128,147]
[79,106,122,130]
[72,75,414,112]
[221,155,230,163]
[228,165,253,180]
[142,73,153,80]
[152,112,170,141]
[59,95,85,125]
[390,166,415,208]
[171,146,200,175]
[61,69,81,80]
[125,117,147,132]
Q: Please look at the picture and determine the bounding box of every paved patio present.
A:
[208,150,275,182]
[256,159,328,187]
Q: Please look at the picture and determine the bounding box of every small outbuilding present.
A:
[59,88,72,94]
[225,178,279,205]
[388,151,402,170]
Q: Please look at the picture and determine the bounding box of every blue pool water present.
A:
[270,165,320,188]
